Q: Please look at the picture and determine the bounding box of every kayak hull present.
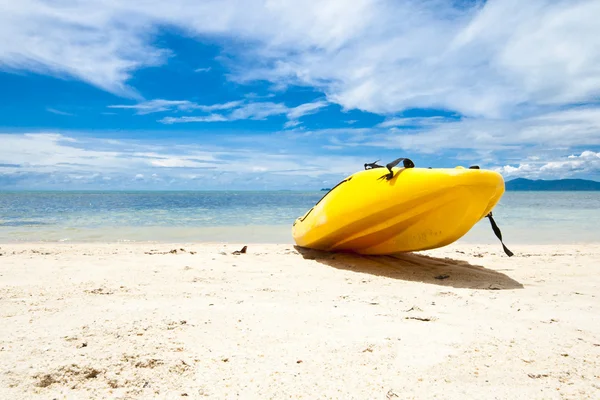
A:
[292,166,505,255]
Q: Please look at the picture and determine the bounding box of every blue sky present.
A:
[1,0,599,190]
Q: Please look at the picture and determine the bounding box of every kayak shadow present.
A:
[294,246,523,290]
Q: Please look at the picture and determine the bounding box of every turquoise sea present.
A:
[0,191,599,245]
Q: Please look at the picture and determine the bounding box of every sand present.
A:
[1,242,599,399]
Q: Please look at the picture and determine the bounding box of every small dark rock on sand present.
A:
[232,246,247,255]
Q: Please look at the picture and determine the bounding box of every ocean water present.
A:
[0,191,599,245]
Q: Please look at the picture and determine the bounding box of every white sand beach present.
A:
[1,242,599,399]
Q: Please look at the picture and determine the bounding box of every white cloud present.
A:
[494,151,600,179]
[196,101,243,112]
[0,132,371,189]
[284,120,301,129]
[150,158,215,168]
[108,100,196,115]
[3,1,598,119]
[1,0,600,184]
[227,102,288,120]
[1,130,598,189]
[194,67,211,73]
[350,107,600,154]
[156,99,328,126]
[376,116,449,128]
[159,114,228,124]
[107,99,243,115]
[46,107,74,116]
[286,101,329,120]
[0,0,168,98]
[226,100,328,121]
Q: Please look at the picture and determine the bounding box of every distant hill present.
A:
[506,178,600,191]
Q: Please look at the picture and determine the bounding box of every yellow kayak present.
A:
[292,158,513,256]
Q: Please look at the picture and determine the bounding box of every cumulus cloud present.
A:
[1,130,598,189]
[2,0,599,119]
[494,151,600,179]
[0,132,370,189]
[1,1,600,185]
[348,107,600,154]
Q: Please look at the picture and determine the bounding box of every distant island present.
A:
[506,178,600,191]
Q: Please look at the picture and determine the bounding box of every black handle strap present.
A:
[378,157,415,180]
[364,160,383,170]
[486,212,514,257]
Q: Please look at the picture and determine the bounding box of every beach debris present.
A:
[222,357,229,362]
[169,360,191,375]
[34,365,102,388]
[362,346,374,353]
[166,320,189,330]
[541,318,559,324]
[232,245,247,255]
[527,373,549,379]
[405,316,432,322]
[296,360,303,364]
[436,291,458,297]
[403,306,423,312]
[386,389,399,399]
[434,274,450,280]
[30,249,52,255]
[135,358,163,369]
[85,287,113,295]
[35,374,58,388]
[144,248,185,255]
